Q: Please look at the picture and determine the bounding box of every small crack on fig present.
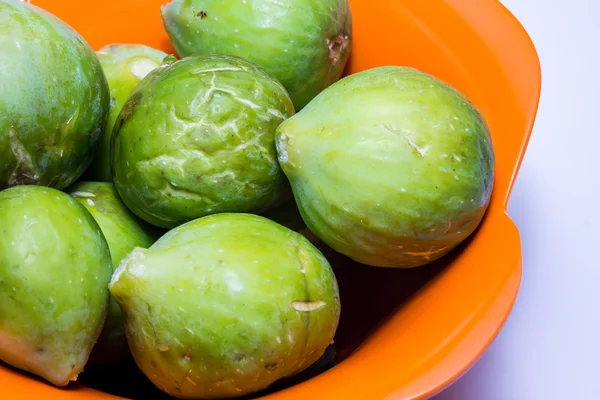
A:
[384,124,430,157]
[327,33,350,66]
[116,91,142,133]
[146,302,159,344]
[265,362,278,371]
[70,191,96,198]
[181,368,195,388]
[292,300,326,312]
[7,126,40,187]
[404,245,453,261]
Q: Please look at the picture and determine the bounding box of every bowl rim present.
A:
[381,0,542,397]
[263,0,542,398]
[493,2,542,208]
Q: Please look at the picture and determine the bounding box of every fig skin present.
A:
[275,66,496,268]
[109,213,340,399]
[0,0,109,190]
[111,54,294,229]
[0,185,112,386]
[161,0,352,110]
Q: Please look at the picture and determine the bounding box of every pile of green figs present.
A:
[0,0,495,398]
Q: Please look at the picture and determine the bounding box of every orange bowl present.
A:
[2,0,541,399]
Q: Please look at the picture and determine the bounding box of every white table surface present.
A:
[434,1,599,399]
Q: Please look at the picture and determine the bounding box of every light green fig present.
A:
[161,0,352,110]
[111,54,294,229]
[275,66,496,268]
[69,181,162,364]
[0,0,109,190]
[86,44,170,182]
[109,213,340,399]
[0,185,112,386]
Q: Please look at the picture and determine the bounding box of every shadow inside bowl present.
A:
[79,356,172,400]
[329,248,462,362]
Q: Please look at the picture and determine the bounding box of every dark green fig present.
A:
[0,0,109,190]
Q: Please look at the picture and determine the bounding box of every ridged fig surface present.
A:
[111,54,294,229]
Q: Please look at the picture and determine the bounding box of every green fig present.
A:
[275,66,496,268]
[0,0,109,190]
[111,54,294,229]
[69,182,162,364]
[161,0,352,110]
[0,185,112,386]
[109,213,340,399]
[86,44,170,182]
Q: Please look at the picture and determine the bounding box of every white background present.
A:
[435,1,599,399]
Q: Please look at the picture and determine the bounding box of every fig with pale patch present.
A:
[109,213,340,399]
[111,54,294,229]
[276,66,496,268]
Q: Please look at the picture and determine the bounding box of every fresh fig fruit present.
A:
[275,66,496,268]
[0,0,109,190]
[109,213,340,399]
[161,0,352,110]
[111,54,294,229]
[0,185,112,386]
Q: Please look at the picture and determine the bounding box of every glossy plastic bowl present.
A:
[1,0,541,399]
